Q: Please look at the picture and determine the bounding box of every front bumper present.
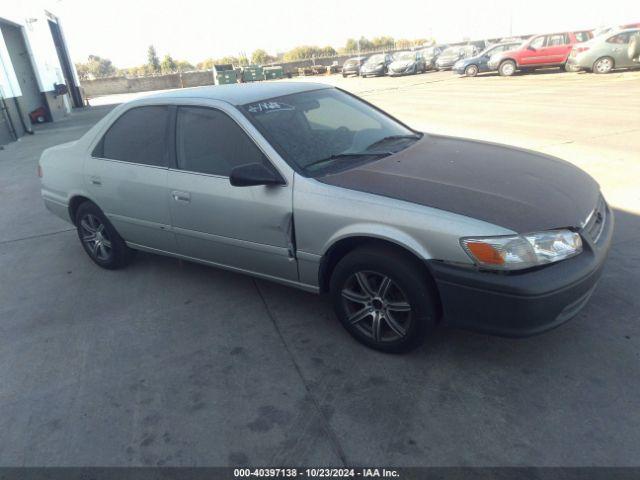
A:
[427,204,614,337]
[360,66,385,76]
[452,64,466,74]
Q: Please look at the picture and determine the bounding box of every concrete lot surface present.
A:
[1,70,639,466]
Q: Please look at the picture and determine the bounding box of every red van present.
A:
[488,31,593,76]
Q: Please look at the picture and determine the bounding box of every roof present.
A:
[144,81,331,106]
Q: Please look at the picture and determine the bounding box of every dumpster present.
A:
[264,66,284,80]
[242,65,265,82]
[213,64,237,85]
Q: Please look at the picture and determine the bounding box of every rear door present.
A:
[607,30,638,68]
[167,104,297,281]
[543,33,571,64]
[86,105,176,252]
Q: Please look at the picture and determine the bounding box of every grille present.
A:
[582,195,607,244]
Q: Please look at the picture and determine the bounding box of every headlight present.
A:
[460,230,582,271]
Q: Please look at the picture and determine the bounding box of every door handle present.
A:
[171,190,191,203]
[90,176,102,186]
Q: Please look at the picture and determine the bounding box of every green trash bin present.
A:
[242,65,265,82]
[213,64,237,85]
[264,66,284,80]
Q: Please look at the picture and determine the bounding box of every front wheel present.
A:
[464,64,479,77]
[330,245,438,353]
[75,202,134,269]
[499,60,516,76]
[593,57,614,74]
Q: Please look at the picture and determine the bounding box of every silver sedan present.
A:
[39,82,612,352]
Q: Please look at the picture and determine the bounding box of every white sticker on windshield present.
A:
[247,101,295,114]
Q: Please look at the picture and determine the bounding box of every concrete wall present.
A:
[81,70,218,97]
[80,50,402,98]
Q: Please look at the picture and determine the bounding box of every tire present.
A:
[593,56,614,74]
[75,201,134,270]
[342,73,347,78]
[464,64,479,77]
[628,34,640,60]
[330,245,438,353]
[499,59,516,76]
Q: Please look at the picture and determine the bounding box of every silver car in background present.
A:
[567,28,640,73]
[39,83,612,353]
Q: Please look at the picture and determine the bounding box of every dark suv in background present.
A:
[342,56,368,77]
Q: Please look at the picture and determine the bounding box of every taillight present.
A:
[574,46,590,54]
[37,164,42,178]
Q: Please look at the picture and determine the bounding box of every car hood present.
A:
[317,134,599,233]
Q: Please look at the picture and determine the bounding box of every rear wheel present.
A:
[464,64,479,77]
[330,245,438,353]
[75,202,134,269]
[593,56,614,74]
[499,60,516,76]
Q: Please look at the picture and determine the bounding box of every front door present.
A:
[167,105,297,281]
[86,105,175,252]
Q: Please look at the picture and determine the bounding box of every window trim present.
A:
[171,104,286,183]
[91,105,172,169]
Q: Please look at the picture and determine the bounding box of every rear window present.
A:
[94,106,169,167]
[575,31,593,42]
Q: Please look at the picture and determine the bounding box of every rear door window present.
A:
[607,32,634,44]
[95,106,169,167]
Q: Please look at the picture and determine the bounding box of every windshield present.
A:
[241,89,420,176]
[396,51,415,61]
[441,47,460,56]
[366,54,385,64]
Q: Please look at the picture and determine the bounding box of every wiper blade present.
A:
[303,152,391,171]
[365,133,422,151]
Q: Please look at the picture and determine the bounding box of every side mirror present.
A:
[229,162,285,187]
[527,45,536,51]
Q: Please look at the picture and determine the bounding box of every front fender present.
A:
[322,223,433,260]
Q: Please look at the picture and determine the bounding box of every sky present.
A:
[52,0,639,68]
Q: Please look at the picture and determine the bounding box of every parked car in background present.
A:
[567,28,640,73]
[387,50,427,76]
[420,45,447,70]
[360,53,394,77]
[488,31,593,76]
[39,82,612,353]
[436,45,479,70]
[342,56,368,77]
[453,41,523,76]
[593,22,640,38]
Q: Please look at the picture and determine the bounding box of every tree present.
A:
[251,49,274,65]
[160,54,177,73]
[147,45,160,73]
[395,39,413,49]
[320,46,337,57]
[75,55,116,80]
[175,60,194,72]
[371,36,395,50]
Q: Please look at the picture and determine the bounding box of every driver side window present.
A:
[530,37,545,49]
[176,106,268,177]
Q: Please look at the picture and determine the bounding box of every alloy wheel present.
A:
[79,214,112,261]
[341,271,412,343]
[465,65,478,77]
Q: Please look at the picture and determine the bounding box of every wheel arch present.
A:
[318,234,443,319]
[68,194,97,226]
